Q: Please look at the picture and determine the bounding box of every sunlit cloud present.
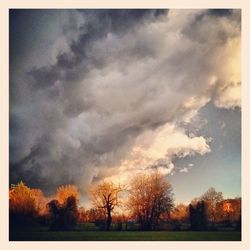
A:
[101,123,210,184]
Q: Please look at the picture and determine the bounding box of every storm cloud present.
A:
[10,9,241,197]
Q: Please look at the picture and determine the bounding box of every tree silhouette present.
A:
[189,200,208,231]
[47,199,61,230]
[47,195,78,231]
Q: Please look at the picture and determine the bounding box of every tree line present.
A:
[9,173,241,232]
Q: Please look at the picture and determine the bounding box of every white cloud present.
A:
[180,167,188,173]
[102,123,210,184]
[214,82,241,109]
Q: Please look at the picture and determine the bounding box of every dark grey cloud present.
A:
[10,9,169,192]
[9,9,241,197]
[183,9,240,45]
[207,9,234,17]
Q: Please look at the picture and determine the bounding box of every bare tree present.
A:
[90,182,122,230]
[201,187,223,227]
[128,172,174,230]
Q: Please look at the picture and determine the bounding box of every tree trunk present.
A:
[106,210,112,231]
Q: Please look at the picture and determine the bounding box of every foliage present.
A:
[9,181,37,216]
[9,181,47,228]
[55,184,80,205]
[170,203,189,222]
[216,198,241,223]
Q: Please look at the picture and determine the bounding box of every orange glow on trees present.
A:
[90,181,123,231]
[9,180,241,232]
[55,184,80,205]
[127,172,174,230]
[223,202,233,213]
[32,188,47,215]
[200,187,223,225]
[9,181,46,216]
[217,198,241,222]
[170,203,189,221]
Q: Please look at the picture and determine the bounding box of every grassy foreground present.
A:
[10,231,241,241]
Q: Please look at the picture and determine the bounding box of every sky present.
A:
[9,9,241,206]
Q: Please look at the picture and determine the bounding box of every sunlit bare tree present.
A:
[90,182,123,230]
[201,187,223,226]
[128,172,174,230]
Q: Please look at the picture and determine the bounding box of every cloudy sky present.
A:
[9,9,241,205]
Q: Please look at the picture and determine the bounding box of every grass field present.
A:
[10,230,241,241]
